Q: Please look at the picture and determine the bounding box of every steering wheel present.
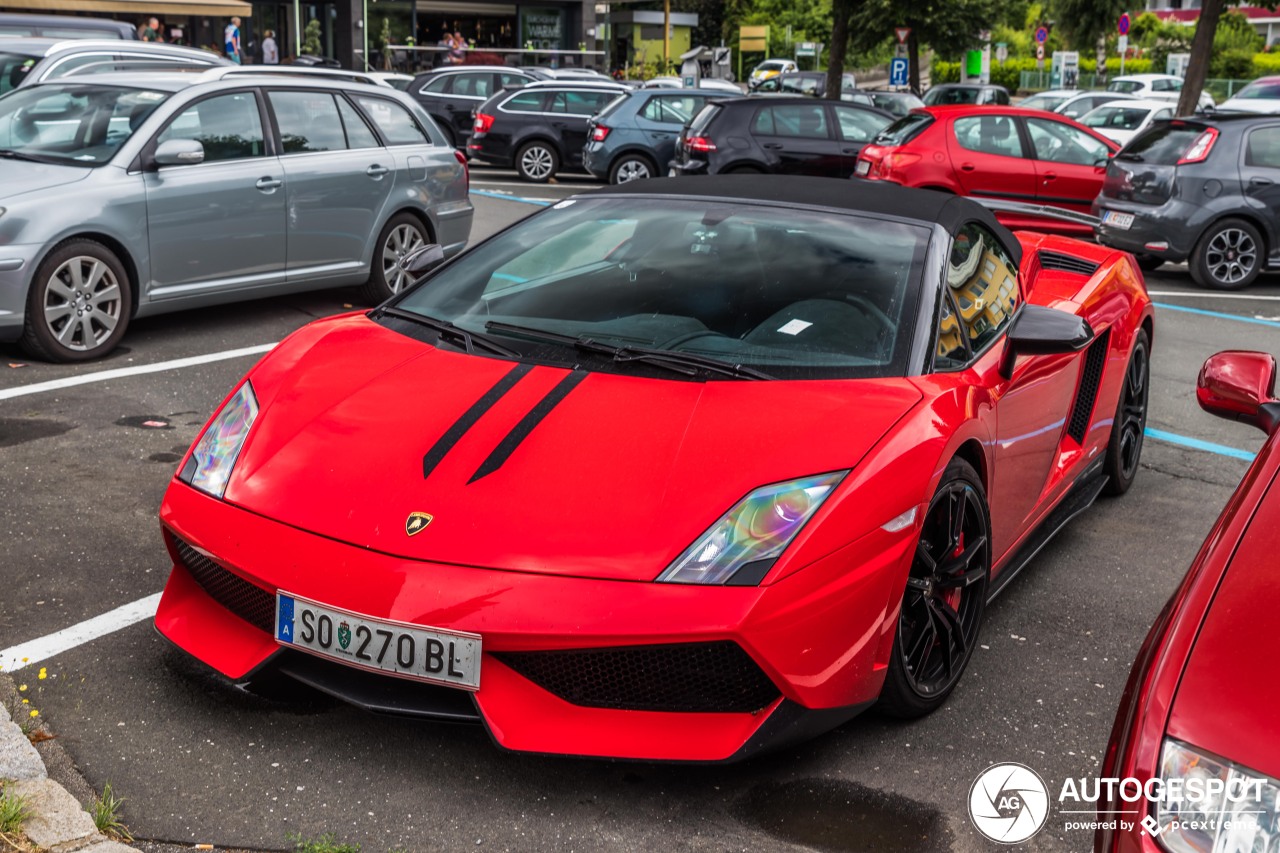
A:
[818,292,896,339]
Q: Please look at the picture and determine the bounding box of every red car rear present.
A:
[856,106,1120,236]
[1096,351,1280,852]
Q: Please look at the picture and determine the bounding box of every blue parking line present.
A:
[1154,302,1280,330]
[1145,427,1257,462]
[471,189,553,207]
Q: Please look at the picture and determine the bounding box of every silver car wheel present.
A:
[42,256,122,352]
[381,223,426,294]
[520,145,555,181]
[615,158,651,183]
[1205,228,1257,286]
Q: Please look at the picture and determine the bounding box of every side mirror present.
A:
[999,304,1094,379]
[153,138,204,168]
[398,243,446,280]
[1197,350,1280,435]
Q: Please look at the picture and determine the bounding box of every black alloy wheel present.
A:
[878,458,989,719]
[1103,329,1150,496]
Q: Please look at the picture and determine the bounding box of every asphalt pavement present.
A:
[1,172,1277,852]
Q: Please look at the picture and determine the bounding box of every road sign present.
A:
[996,43,1008,64]
[1036,43,1045,59]
[1118,35,1128,53]
[1118,12,1130,35]
[796,41,816,57]
[740,25,768,53]
[1035,26,1049,44]
[895,27,911,44]
[890,56,909,86]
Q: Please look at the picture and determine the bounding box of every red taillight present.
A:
[591,124,611,142]
[1177,127,1219,164]
[472,112,496,134]
[454,148,468,192]
[685,135,717,153]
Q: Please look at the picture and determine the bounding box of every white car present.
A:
[1020,89,1140,119]
[748,58,797,90]
[1107,73,1214,110]
[1077,98,1177,146]
[641,75,741,93]
[1217,76,1280,113]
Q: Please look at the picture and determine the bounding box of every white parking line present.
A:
[0,343,276,402]
[0,593,161,672]
[1148,290,1280,301]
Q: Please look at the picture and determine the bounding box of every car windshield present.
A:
[0,82,169,165]
[1233,80,1280,100]
[1020,94,1069,111]
[0,50,38,95]
[1119,123,1207,164]
[758,61,789,72]
[1108,80,1144,94]
[391,197,931,380]
[874,112,933,145]
[923,87,979,105]
[1082,106,1150,130]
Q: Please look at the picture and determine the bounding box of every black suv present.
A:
[407,65,543,147]
[468,80,629,181]
[1094,114,1280,289]
[669,96,892,178]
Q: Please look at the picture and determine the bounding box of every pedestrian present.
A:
[224,16,242,64]
[448,31,466,65]
[262,29,279,65]
[141,17,161,41]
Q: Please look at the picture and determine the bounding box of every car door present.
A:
[1023,116,1114,212]
[637,93,714,166]
[142,90,287,298]
[550,88,618,167]
[1240,124,1280,265]
[933,222,1082,560]
[946,113,1038,201]
[831,104,892,177]
[750,102,843,175]
[266,89,395,279]
[440,70,494,143]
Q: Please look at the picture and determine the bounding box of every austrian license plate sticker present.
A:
[1103,210,1134,230]
[275,592,481,690]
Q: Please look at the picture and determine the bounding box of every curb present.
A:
[1,698,140,853]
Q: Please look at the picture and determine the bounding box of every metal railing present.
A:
[1019,70,1253,101]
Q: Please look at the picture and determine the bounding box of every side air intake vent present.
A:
[169,532,275,633]
[1067,329,1111,443]
[1040,250,1100,276]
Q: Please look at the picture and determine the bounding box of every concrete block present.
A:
[11,777,97,849]
[0,715,45,781]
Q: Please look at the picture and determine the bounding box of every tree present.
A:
[1050,0,1127,60]
[848,0,997,93]
[1177,0,1225,115]
[825,0,857,98]
[303,19,322,58]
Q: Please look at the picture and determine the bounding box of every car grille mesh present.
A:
[171,534,275,634]
[1039,250,1100,276]
[1067,329,1111,444]
[494,641,781,713]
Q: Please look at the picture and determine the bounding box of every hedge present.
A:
[933,56,1152,90]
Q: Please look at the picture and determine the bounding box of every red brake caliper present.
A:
[945,532,965,611]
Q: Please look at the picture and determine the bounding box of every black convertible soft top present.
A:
[585,175,1022,266]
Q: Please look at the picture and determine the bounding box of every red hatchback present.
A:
[856,106,1120,236]
[1096,351,1280,853]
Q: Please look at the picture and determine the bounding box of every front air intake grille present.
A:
[1039,250,1100,276]
[494,641,781,713]
[1067,329,1111,443]
[171,534,275,634]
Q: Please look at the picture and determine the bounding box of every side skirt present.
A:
[986,459,1108,603]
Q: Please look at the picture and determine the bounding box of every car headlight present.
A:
[178,381,259,499]
[1154,738,1280,853]
[656,471,847,585]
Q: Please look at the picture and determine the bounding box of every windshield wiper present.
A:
[1116,152,1145,162]
[485,320,773,380]
[0,148,61,164]
[378,307,519,358]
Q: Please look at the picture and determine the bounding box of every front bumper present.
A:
[156,481,911,762]
[0,243,42,343]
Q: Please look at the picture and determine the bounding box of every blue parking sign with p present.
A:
[890,58,909,86]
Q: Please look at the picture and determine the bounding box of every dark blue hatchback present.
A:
[583,88,733,184]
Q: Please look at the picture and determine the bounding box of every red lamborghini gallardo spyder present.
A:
[155,177,1154,762]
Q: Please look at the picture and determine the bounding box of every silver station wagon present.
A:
[0,70,473,361]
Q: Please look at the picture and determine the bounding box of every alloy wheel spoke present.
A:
[89,283,119,310]
[930,598,967,655]
[905,612,937,675]
[949,488,967,549]
[940,534,987,578]
[47,278,76,302]
[57,315,83,345]
[44,304,73,324]
[84,260,106,290]
[914,540,937,574]
[92,311,117,334]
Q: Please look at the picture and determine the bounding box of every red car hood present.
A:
[1167,483,1280,780]
[225,315,922,582]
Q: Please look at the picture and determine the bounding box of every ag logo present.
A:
[337,621,351,650]
[968,763,1050,844]
[405,511,434,536]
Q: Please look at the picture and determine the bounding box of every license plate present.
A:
[1102,210,1134,230]
[855,160,871,177]
[275,592,481,690]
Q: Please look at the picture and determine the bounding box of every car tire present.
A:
[20,239,131,363]
[877,457,989,719]
[360,212,429,305]
[516,141,559,183]
[1102,329,1150,497]
[608,153,658,184]
[1190,218,1263,290]
[1134,254,1164,272]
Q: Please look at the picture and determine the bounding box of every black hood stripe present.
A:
[422,363,533,479]
[469,370,588,484]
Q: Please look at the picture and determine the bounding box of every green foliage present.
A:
[726,0,833,61]
[849,0,997,60]
[91,782,132,843]
[936,55,1153,90]
[288,832,362,853]
[0,784,32,835]
[1254,52,1280,74]
[1050,0,1128,53]
[303,19,322,57]
[1213,48,1257,78]
[1214,10,1264,53]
